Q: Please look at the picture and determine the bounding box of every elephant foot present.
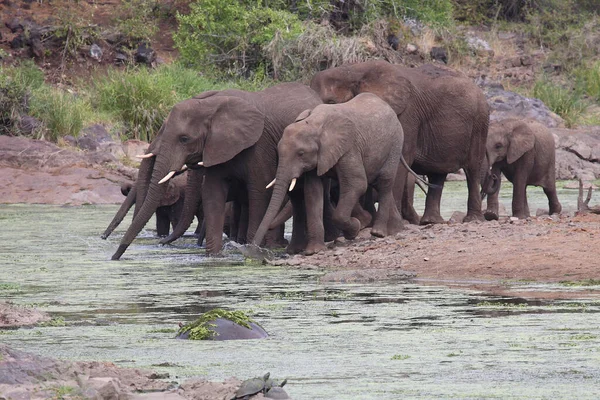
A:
[342,218,361,240]
[370,227,387,238]
[420,214,445,225]
[512,213,529,220]
[324,226,341,242]
[353,209,373,229]
[463,211,485,223]
[402,210,421,225]
[304,242,327,256]
[484,210,499,221]
[286,241,306,255]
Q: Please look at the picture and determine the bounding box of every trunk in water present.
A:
[160,168,204,245]
[101,185,137,239]
[112,158,169,260]
[134,157,154,218]
[253,176,289,247]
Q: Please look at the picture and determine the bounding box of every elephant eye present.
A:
[325,100,336,105]
[495,143,502,149]
[298,150,305,157]
[179,135,190,144]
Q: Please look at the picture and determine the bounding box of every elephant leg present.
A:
[352,201,373,229]
[484,181,501,221]
[196,219,206,246]
[463,166,485,223]
[333,163,367,240]
[511,174,529,219]
[229,201,241,241]
[155,206,171,237]
[363,187,377,222]
[202,174,229,255]
[236,203,249,244]
[304,173,326,255]
[420,173,446,225]
[287,188,308,254]
[372,175,403,237]
[323,179,341,242]
[544,185,562,215]
[245,185,273,248]
[398,170,420,225]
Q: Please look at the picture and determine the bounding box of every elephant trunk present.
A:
[268,199,292,230]
[133,157,154,218]
[101,184,137,239]
[160,168,204,245]
[481,164,502,199]
[112,157,169,260]
[253,174,290,247]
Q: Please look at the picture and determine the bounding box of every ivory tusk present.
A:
[136,153,155,159]
[181,165,188,171]
[265,178,276,189]
[158,171,176,184]
[198,162,204,166]
[288,178,297,192]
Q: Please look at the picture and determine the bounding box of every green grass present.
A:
[532,79,588,127]
[30,87,91,141]
[391,354,411,360]
[560,279,600,287]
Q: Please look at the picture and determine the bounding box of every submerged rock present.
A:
[176,309,268,340]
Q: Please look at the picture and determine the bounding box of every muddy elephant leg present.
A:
[287,187,308,254]
[333,163,367,240]
[245,184,273,248]
[323,179,341,242]
[304,173,326,255]
[228,201,240,241]
[155,206,171,237]
[237,203,249,244]
[420,173,446,225]
[544,184,562,215]
[196,219,206,246]
[511,173,529,219]
[352,201,373,229]
[463,166,485,223]
[398,170,420,225]
[202,173,229,255]
[372,175,403,237]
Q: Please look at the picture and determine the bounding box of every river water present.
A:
[1,182,599,399]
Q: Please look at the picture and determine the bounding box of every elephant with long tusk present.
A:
[110,83,322,259]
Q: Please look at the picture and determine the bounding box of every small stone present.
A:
[423,257,429,261]
[90,44,103,62]
[430,47,448,64]
[406,43,418,54]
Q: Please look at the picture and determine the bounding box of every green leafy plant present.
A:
[30,87,90,141]
[177,308,254,340]
[114,0,160,43]
[391,354,411,360]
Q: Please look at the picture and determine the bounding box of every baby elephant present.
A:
[254,92,415,255]
[482,118,562,220]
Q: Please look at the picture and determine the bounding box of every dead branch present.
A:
[577,178,600,214]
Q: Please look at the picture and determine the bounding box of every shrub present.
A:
[532,79,587,128]
[0,61,44,135]
[114,0,159,43]
[29,87,90,141]
[92,64,227,141]
[174,0,304,76]
[575,61,600,102]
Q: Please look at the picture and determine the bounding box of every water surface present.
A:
[1,183,598,399]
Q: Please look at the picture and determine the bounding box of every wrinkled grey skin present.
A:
[111,83,321,259]
[310,60,489,225]
[253,93,406,255]
[101,172,201,239]
[482,118,562,220]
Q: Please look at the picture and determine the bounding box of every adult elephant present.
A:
[482,118,561,220]
[111,83,322,259]
[101,171,201,239]
[310,60,490,224]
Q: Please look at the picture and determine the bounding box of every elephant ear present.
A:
[160,178,181,206]
[316,112,353,176]
[193,90,220,100]
[202,96,265,167]
[507,124,535,164]
[358,70,412,116]
[295,109,312,122]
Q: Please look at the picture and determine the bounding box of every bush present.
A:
[532,79,587,128]
[0,61,45,135]
[575,61,600,102]
[29,87,90,141]
[174,0,304,76]
[114,0,159,43]
[92,64,227,141]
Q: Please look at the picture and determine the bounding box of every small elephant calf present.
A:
[482,118,562,220]
[254,92,420,255]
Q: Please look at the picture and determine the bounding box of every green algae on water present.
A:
[177,308,254,340]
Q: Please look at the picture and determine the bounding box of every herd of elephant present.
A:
[101,60,562,259]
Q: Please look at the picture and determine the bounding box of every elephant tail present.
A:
[399,155,441,194]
